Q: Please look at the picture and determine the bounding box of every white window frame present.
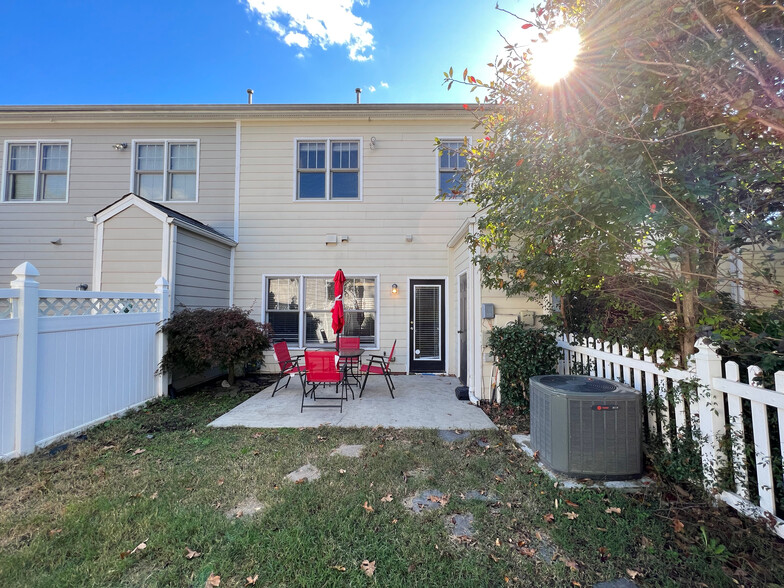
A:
[262,273,379,349]
[1,139,71,203]
[436,137,470,201]
[130,139,200,203]
[293,137,363,201]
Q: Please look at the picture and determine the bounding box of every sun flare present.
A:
[530,27,582,86]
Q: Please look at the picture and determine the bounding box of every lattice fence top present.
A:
[38,296,159,317]
[0,299,12,319]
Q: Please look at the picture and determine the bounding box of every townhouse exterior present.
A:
[0,104,543,401]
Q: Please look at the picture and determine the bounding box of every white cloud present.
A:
[367,85,376,92]
[246,0,374,61]
[296,52,305,59]
[380,81,389,88]
[284,31,310,48]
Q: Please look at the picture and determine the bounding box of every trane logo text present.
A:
[591,404,620,412]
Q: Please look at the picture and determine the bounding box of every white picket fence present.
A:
[0,262,169,460]
[557,335,784,538]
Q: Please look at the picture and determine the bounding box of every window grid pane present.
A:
[41,144,68,171]
[268,278,299,310]
[9,145,36,171]
[331,142,358,170]
[169,144,196,171]
[298,172,326,198]
[137,144,164,171]
[298,142,325,170]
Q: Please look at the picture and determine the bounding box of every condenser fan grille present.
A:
[577,380,617,393]
[538,375,617,393]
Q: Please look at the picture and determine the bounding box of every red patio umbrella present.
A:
[331,269,346,348]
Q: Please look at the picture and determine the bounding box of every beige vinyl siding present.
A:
[479,287,545,400]
[100,205,162,292]
[234,117,477,372]
[173,229,231,310]
[0,123,235,288]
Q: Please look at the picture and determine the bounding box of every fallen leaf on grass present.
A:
[205,573,220,587]
[380,494,393,503]
[132,448,146,455]
[564,559,579,572]
[495,538,501,546]
[217,478,224,486]
[295,478,307,484]
[131,469,141,477]
[150,492,158,500]
[532,450,540,461]
[245,575,259,586]
[121,539,148,559]
[565,499,579,508]
[427,494,449,506]
[640,535,652,548]
[362,501,374,513]
[564,511,579,520]
[627,569,642,579]
[605,507,621,514]
[519,547,536,557]
[251,432,263,438]
[673,518,685,533]
[338,469,346,474]
[360,560,376,577]
[49,528,62,536]
[102,445,116,451]
[489,553,499,562]
[543,513,555,523]
[329,565,346,572]
[185,547,201,559]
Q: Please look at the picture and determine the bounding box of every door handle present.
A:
[457,330,465,334]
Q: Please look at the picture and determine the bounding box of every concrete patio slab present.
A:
[209,374,496,430]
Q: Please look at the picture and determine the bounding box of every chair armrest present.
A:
[366,354,386,362]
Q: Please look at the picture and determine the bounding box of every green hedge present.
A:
[488,322,560,407]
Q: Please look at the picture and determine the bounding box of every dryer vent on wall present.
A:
[530,375,642,480]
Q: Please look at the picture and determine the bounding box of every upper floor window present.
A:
[3,141,70,202]
[296,139,360,200]
[438,140,468,199]
[134,141,198,202]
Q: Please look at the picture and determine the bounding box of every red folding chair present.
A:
[337,336,361,385]
[302,350,344,412]
[272,341,305,397]
[359,340,396,398]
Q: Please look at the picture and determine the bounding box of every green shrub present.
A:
[160,307,272,385]
[487,322,560,407]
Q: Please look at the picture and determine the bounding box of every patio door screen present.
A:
[409,279,445,373]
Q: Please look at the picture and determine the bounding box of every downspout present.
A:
[230,119,241,306]
[468,219,482,404]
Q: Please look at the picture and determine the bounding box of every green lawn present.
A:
[1,382,782,587]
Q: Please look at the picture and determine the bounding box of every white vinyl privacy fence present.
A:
[0,262,169,459]
[558,335,784,539]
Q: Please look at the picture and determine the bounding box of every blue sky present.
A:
[1,0,534,105]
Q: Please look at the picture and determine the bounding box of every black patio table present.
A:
[338,348,364,400]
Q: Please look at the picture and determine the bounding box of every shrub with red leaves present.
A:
[160,307,272,384]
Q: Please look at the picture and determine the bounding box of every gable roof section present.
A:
[93,193,236,247]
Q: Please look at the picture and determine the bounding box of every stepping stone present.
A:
[438,430,471,442]
[403,467,430,479]
[405,489,449,514]
[225,497,266,519]
[330,444,365,457]
[285,463,321,482]
[447,513,475,538]
[462,490,496,502]
[594,580,638,588]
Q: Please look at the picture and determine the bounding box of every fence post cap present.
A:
[12,262,40,279]
[154,277,169,290]
[694,337,720,357]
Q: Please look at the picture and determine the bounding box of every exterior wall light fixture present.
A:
[113,143,128,151]
[391,283,398,295]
